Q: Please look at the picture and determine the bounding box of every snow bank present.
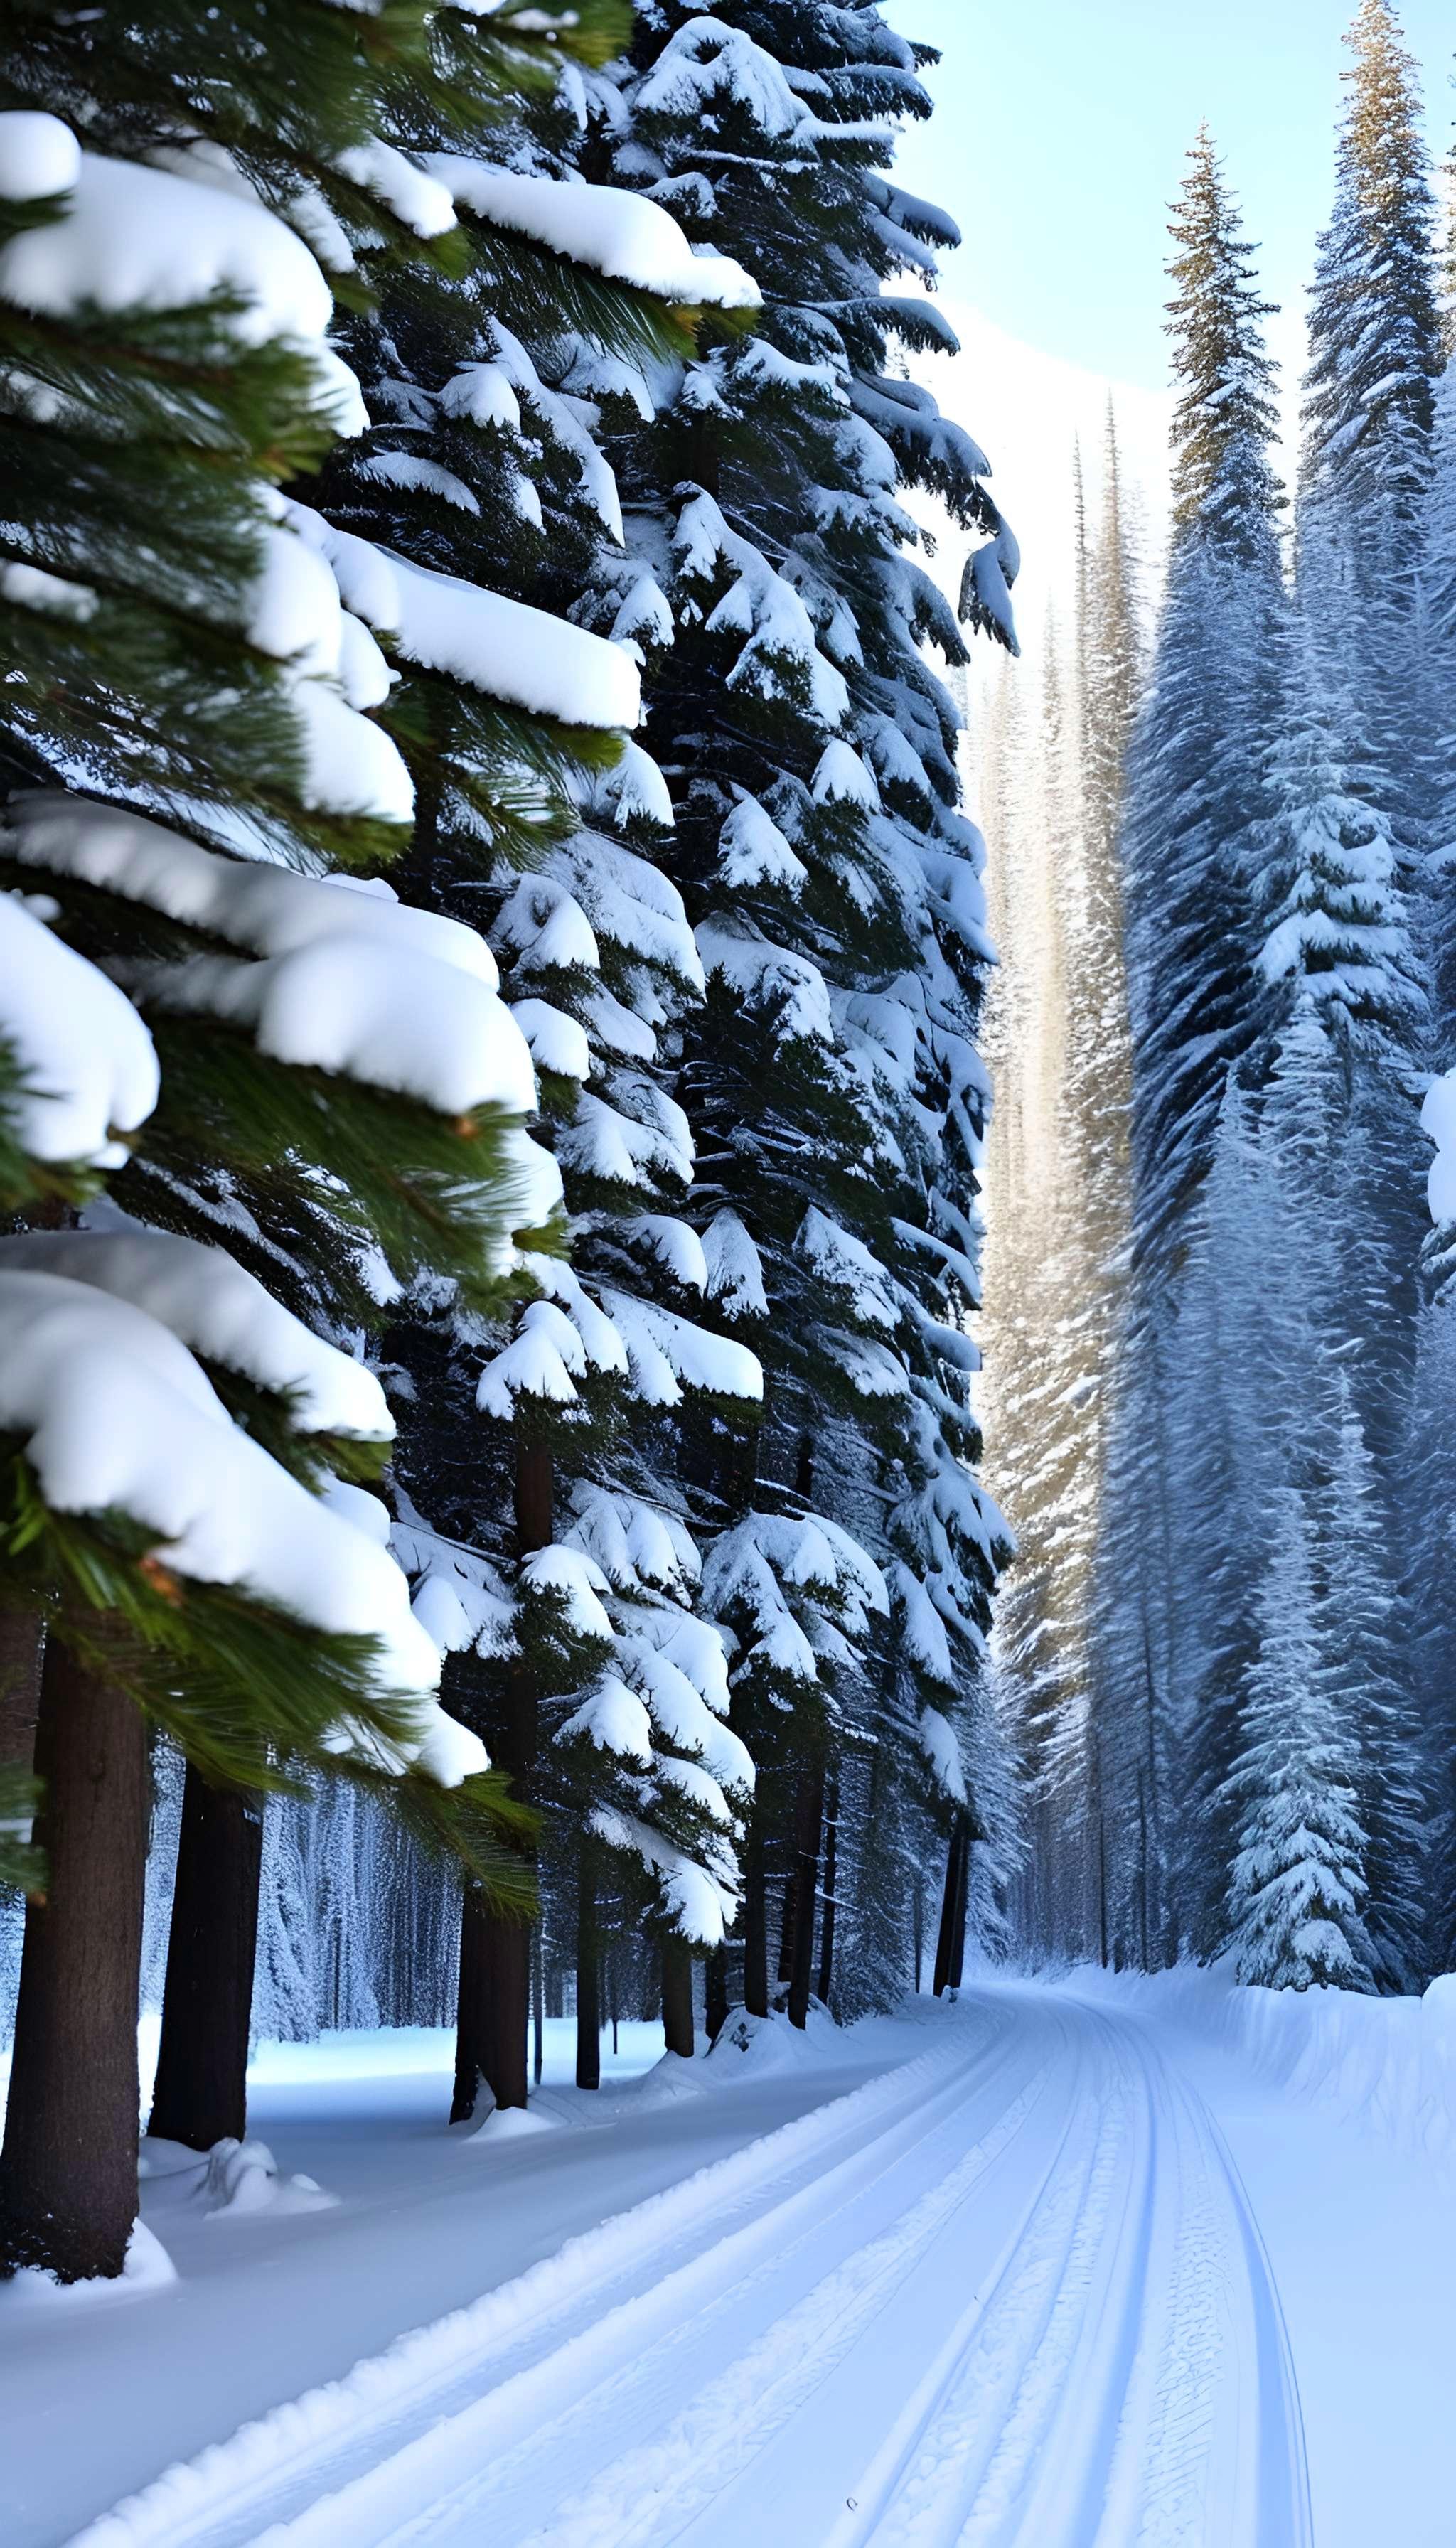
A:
[0,2218,175,2316]
[139,2134,337,2217]
[423,159,759,311]
[1069,1961,1456,2167]
[0,895,159,1169]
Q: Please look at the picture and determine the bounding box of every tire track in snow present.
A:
[74,1988,1312,2548]
[73,2013,1027,2548]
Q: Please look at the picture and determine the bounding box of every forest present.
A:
[983,0,1456,2000]
[14,4,1456,2539]
[0,0,1018,2291]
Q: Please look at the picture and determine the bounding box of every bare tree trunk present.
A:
[0,1610,43,1774]
[149,1770,262,2151]
[661,1937,694,2058]
[705,1946,729,2043]
[933,1819,969,1998]
[742,1809,769,2019]
[949,1822,971,1994]
[0,1642,147,2281]
[786,1758,824,2032]
[532,1927,544,2088]
[817,1770,838,2008]
[574,1857,600,2092]
[451,1885,488,2123]
[452,1437,548,2119]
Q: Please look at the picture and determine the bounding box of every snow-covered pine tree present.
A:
[578,2,1018,2020]
[1221,1482,1374,1991]
[1091,134,1285,1964]
[1300,0,1441,685]
[268,30,770,2107]
[0,11,653,2247]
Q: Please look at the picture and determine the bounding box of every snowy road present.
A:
[81,1988,1310,2548]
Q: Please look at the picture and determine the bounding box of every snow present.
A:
[1421,1068,1456,1226]
[10,1976,1456,2544]
[5,796,502,987]
[0,1230,391,1440]
[717,793,807,892]
[702,1209,768,1320]
[0,109,81,200]
[137,938,537,1121]
[0,1273,483,1779]
[333,140,456,240]
[0,141,343,361]
[0,894,159,1169]
[290,509,641,732]
[422,158,759,311]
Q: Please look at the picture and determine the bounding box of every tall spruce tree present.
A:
[581,1,1018,2020]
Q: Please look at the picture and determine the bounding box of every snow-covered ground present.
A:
[3,1974,1455,2546]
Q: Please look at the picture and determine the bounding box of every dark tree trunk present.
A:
[817,1772,838,2008]
[786,1759,824,2032]
[149,1769,262,2151]
[705,1946,729,2043]
[575,1858,600,2092]
[937,1819,973,1996]
[949,1821,971,1993]
[742,1810,769,2019]
[0,1642,147,2282]
[0,1610,43,1774]
[451,1885,488,2123]
[933,1818,970,1999]
[776,1866,796,1986]
[532,1927,544,2088]
[661,1937,695,2058]
[451,1437,549,2119]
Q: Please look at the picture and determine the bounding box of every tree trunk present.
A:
[661,1937,695,2058]
[705,1946,729,2043]
[451,1885,488,2124]
[776,1867,796,1986]
[451,1437,549,2119]
[575,1858,600,2092]
[0,1610,43,1774]
[817,1771,838,2009]
[742,1810,769,2019]
[0,1642,147,2281]
[786,1758,824,2032]
[532,1927,544,2088]
[949,1821,971,1994]
[933,1818,969,1999]
[149,1769,262,2151]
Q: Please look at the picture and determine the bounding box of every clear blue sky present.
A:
[889,0,1456,392]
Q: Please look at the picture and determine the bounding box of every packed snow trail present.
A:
[77,1989,1309,2548]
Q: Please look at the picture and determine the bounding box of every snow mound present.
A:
[0,2217,176,2313]
[707,2003,841,2076]
[139,2135,337,2217]
[464,2104,562,2146]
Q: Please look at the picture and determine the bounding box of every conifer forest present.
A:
[4,4,1456,2543]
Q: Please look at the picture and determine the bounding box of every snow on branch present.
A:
[423,157,759,310]
[0,894,158,1173]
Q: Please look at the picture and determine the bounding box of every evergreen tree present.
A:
[584,1,1017,2020]
[1221,1483,1374,1991]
